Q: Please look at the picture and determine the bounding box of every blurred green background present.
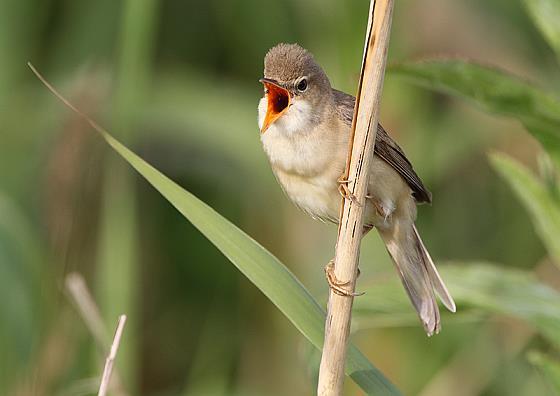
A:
[2,0,560,395]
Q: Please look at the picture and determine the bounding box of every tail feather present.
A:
[413,225,456,313]
[380,225,455,336]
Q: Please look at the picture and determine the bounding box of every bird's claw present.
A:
[324,260,364,297]
[337,175,361,205]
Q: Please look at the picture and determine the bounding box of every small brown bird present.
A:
[257,43,455,336]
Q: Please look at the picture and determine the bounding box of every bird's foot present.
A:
[337,175,360,205]
[324,260,364,297]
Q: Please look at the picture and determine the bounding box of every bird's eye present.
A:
[297,78,308,92]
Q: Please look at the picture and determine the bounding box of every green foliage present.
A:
[528,351,560,393]
[98,130,400,395]
[354,263,560,347]
[388,7,560,269]
[522,0,560,61]
[390,60,560,167]
[490,153,560,267]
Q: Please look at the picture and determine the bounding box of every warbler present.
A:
[257,43,456,336]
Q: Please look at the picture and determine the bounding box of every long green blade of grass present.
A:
[489,153,560,267]
[389,60,560,167]
[99,130,400,395]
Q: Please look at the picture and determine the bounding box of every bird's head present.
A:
[259,43,332,133]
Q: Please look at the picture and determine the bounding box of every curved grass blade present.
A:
[354,263,560,348]
[100,130,400,396]
[390,60,560,166]
[489,153,560,267]
[28,64,400,396]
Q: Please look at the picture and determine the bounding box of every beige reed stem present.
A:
[317,0,395,395]
[98,315,127,396]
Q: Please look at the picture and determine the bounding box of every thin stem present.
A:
[65,273,111,350]
[317,1,395,395]
[65,273,130,396]
[98,315,127,396]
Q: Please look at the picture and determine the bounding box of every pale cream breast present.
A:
[259,98,345,176]
[272,168,341,223]
[259,97,345,176]
[259,96,348,221]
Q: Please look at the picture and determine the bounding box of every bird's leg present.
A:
[324,259,365,297]
[337,174,360,205]
[365,195,391,222]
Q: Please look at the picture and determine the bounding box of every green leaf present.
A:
[528,351,560,392]
[354,263,560,348]
[523,0,560,61]
[389,60,560,166]
[489,153,560,266]
[98,131,400,395]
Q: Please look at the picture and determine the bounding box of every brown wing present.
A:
[333,89,432,204]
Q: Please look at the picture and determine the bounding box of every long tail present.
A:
[379,224,456,336]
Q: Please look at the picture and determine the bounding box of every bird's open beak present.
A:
[259,78,291,133]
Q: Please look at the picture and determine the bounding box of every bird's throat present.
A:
[261,83,290,133]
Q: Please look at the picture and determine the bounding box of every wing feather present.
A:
[333,89,432,204]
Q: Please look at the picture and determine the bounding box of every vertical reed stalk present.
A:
[317,1,395,394]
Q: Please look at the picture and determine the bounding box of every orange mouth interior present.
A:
[261,82,290,132]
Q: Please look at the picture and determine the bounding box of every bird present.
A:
[257,43,456,336]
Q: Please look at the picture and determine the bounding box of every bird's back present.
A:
[333,89,432,204]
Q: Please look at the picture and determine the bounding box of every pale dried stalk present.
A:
[98,315,127,396]
[317,1,394,395]
[66,273,110,350]
[65,273,129,396]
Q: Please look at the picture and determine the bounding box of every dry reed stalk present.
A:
[97,315,127,396]
[65,273,110,349]
[65,273,130,396]
[317,0,395,395]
